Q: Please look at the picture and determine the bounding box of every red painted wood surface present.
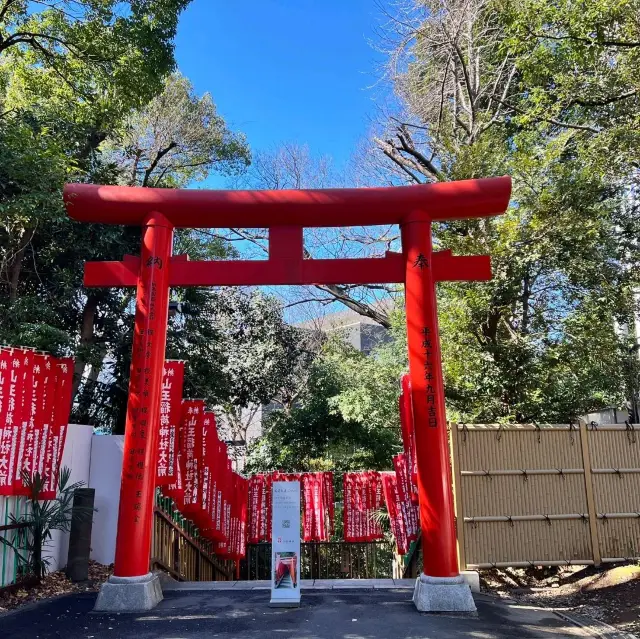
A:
[64,177,511,228]
[63,176,512,581]
[113,212,173,578]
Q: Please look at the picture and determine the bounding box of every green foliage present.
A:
[78,288,309,435]
[102,73,250,187]
[0,6,254,431]
[0,468,95,579]
[374,0,640,422]
[245,326,405,474]
[0,1,191,118]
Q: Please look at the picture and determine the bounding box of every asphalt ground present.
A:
[0,589,594,639]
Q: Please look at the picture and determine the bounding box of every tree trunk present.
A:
[7,227,35,303]
[72,294,100,399]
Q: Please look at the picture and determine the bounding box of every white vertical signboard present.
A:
[270,480,301,607]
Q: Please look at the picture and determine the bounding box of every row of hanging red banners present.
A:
[154,361,248,560]
[245,465,419,554]
[0,347,74,498]
[246,472,335,543]
[0,347,419,559]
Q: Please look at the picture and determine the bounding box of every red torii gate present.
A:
[64,176,511,612]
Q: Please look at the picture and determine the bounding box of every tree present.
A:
[0,60,250,408]
[175,289,313,446]
[0,1,190,108]
[245,330,405,474]
[102,73,250,188]
[80,288,315,438]
[357,0,640,421]
[500,0,640,140]
[0,0,195,339]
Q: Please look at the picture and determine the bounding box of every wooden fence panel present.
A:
[451,422,640,569]
[586,426,640,562]
[464,519,593,568]
[460,473,588,518]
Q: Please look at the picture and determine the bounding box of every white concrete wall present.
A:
[87,435,123,565]
[1,425,124,580]
[49,424,94,571]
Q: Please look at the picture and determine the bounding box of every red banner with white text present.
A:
[381,471,409,554]
[343,472,384,542]
[303,472,327,541]
[0,348,74,498]
[399,374,419,504]
[393,453,420,543]
[180,399,204,513]
[156,360,184,485]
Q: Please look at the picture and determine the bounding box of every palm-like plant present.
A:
[0,468,95,580]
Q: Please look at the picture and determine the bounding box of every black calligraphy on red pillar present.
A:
[413,253,429,270]
[124,257,163,524]
[421,326,438,428]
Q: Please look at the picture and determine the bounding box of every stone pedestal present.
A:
[413,574,476,613]
[94,572,163,612]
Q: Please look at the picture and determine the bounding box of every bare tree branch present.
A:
[142,142,178,187]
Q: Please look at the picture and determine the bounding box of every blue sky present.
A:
[174,0,390,186]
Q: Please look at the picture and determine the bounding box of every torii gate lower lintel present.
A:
[64,176,511,612]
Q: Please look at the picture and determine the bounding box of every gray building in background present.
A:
[294,308,391,355]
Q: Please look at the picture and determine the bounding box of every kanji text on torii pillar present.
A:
[63,175,511,613]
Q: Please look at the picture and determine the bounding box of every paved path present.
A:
[162,578,429,591]
[1,589,598,639]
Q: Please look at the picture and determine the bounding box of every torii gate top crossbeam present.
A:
[63,176,511,228]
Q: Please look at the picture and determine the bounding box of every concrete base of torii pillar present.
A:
[94,573,163,612]
[413,574,476,613]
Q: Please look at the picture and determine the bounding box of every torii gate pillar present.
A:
[403,214,475,611]
[64,175,511,613]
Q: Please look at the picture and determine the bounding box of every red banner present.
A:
[216,472,248,560]
[25,353,46,481]
[302,474,316,541]
[343,472,383,542]
[302,472,332,541]
[0,349,17,495]
[165,451,185,507]
[247,474,265,543]
[38,355,56,479]
[381,472,409,554]
[215,454,233,556]
[41,358,71,500]
[393,453,419,542]
[238,476,248,559]
[313,473,326,541]
[13,349,34,495]
[323,472,335,536]
[399,374,419,504]
[180,399,204,512]
[198,411,216,532]
[156,361,184,485]
[211,439,225,540]
[51,357,74,492]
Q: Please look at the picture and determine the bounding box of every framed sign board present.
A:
[270,480,301,607]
